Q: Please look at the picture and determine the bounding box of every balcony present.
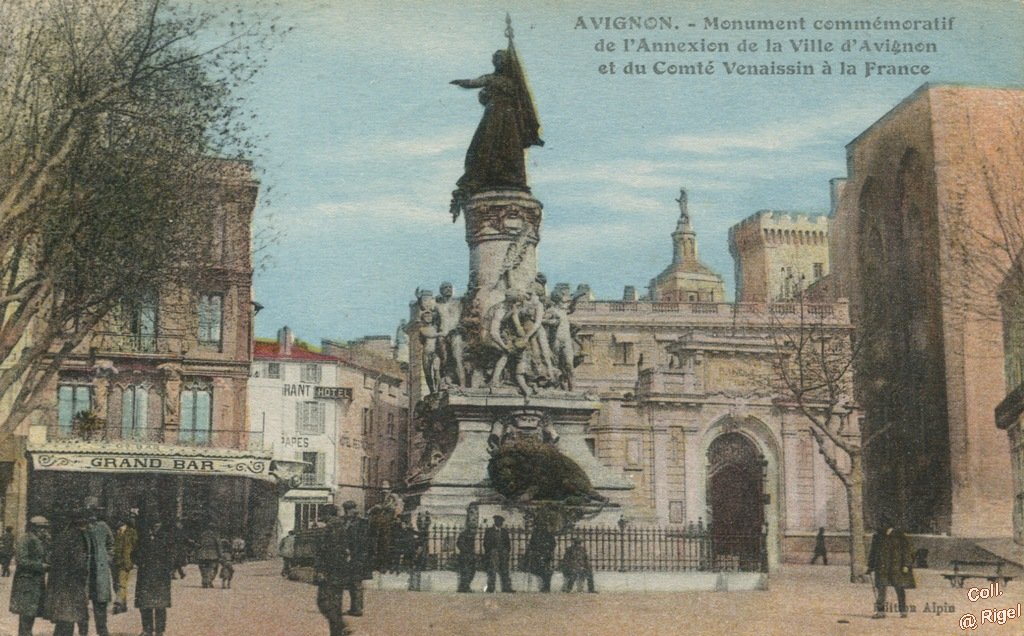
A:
[45,425,263,451]
[89,331,189,356]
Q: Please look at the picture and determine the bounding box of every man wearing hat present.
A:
[10,516,49,636]
[45,509,91,636]
[483,515,514,593]
[314,505,349,636]
[80,497,114,636]
[339,500,371,617]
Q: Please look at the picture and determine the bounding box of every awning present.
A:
[27,440,274,482]
[281,489,332,503]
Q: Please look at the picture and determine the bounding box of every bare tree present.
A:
[768,295,890,583]
[0,0,283,438]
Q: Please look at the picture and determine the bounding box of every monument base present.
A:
[405,388,634,525]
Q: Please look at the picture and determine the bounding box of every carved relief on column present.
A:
[463,190,543,245]
[158,362,183,429]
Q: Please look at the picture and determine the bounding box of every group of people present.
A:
[455,514,595,594]
[313,501,372,636]
[8,498,173,636]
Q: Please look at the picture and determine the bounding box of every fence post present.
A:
[617,516,627,572]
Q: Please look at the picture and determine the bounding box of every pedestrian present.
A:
[278,530,296,578]
[339,500,371,617]
[80,496,115,636]
[9,516,49,636]
[0,526,16,577]
[170,520,190,580]
[810,527,828,565]
[524,523,556,592]
[560,538,595,593]
[483,515,514,593]
[111,512,138,615]
[313,505,350,636]
[218,537,234,589]
[455,520,477,593]
[867,516,915,619]
[134,511,173,636]
[44,510,90,636]
[194,522,221,589]
[230,536,245,562]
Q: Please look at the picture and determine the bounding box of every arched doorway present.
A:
[707,432,765,568]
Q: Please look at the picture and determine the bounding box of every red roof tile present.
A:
[254,340,338,362]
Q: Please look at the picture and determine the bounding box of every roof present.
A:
[254,339,338,362]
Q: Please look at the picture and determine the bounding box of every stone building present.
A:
[319,337,408,511]
[648,189,725,303]
[829,84,1021,537]
[728,211,830,302]
[250,329,408,539]
[20,160,277,550]
[996,261,1024,545]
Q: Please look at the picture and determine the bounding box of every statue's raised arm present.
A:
[450,41,543,213]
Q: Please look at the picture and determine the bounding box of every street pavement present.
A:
[0,560,1020,635]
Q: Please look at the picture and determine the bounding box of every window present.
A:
[197,293,223,346]
[126,292,158,352]
[300,451,324,486]
[361,456,369,485]
[386,413,395,438]
[266,362,281,379]
[813,262,824,280]
[578,335,593,364]
[362,408,370,436]
[300,364,321,384]
[57,384,92,434]
[626,438,642,466]
[296,401,325,435]
[180,382,212,445]
[615,342,635,365]
[121,385,150,440]
[669,500,685,524]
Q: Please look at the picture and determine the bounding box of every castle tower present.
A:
[728,211,830,303]
[649,188,725,303]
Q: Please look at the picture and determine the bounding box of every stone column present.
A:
[461,190,543,335]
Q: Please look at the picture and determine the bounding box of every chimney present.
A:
[278,326,293,356]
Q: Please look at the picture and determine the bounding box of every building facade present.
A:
[21,160,277,551]
[829,84,1020,536]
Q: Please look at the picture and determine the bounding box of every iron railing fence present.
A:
[45,425,264,451]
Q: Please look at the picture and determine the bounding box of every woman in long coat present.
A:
[135,515,173,636]
[9,516,49,636]
[45,512,90,636]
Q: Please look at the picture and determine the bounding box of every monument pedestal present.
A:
[408,388,633,525]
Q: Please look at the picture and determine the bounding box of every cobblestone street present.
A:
[0,560,1020,635]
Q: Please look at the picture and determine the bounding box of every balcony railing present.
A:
[89,331,189,356]
[573,300,848,323]
[45,425,263,451]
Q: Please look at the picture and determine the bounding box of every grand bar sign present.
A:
[31,450,273,481]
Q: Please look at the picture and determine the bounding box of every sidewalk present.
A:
[0,560,1019,635]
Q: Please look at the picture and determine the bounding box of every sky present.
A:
[235,0,1024,343]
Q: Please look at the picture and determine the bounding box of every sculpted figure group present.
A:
[415,276,580,397]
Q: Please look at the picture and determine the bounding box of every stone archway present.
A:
[706,432,765,564]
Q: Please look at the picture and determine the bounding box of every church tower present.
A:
[649,189,725,303]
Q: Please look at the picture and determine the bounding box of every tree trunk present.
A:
[846,451,869,583]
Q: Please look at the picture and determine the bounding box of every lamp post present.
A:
[617,515,628,572]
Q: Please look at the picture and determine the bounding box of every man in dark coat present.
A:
[455,520,477,593]
[314,505,349,636]
[80,497,114,636]
[10,516,49,636]
[560,538,595,593]
[339,500,371,616]
[483,515,514,593]
[867,517,915,618]
[194,522,221,589]
[135,515,173,636]
[524,524,556,592]
[45,511,90,636]
[811,527,828,565]
[0,526,16,576]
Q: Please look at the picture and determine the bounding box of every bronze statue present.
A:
[450,20,543,219]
